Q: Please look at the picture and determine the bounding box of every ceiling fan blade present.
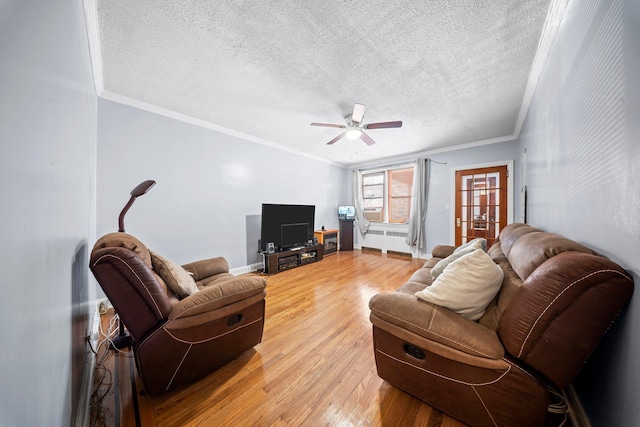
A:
[365,120,403,129]
[360,132,377,146]
[327,132,348,145]
[351,103,366,123]
[311,122,346,129]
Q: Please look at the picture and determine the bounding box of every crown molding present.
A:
[82,0,103,95]
[514,0,571,136]
[99,91,342,167]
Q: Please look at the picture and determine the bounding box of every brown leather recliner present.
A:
[90,232,267,395]
[369,223,634,427]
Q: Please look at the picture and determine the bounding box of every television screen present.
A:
[260,204,315,251]
[281,223,309,249]
[338,205,355,219]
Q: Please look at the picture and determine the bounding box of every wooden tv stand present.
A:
[264,244,324,274]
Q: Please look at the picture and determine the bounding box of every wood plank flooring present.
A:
[90,250,467,426]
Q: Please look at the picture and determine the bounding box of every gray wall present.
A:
[424,141,521,251]
[96,99,348,270]
[0,0,97,426]
[348,140,520,257]
[518,0,640,425]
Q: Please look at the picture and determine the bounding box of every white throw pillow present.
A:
[416,248,503,321]
[453,238,487,253]
[150,251,199,298]
[431,245,477,279]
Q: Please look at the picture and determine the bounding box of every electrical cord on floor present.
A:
[548,386,569,427]
[90,314,119,426]
[254,250,266,274]
[89,311,136,426]
[102,313,135,355]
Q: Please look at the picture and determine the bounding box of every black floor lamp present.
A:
[111,179,156,350]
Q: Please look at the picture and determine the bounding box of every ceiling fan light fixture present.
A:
[311,103,399,146]
[346,128,362,140]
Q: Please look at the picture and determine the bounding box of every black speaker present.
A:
[266,242,275,254]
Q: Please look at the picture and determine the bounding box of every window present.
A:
[388,168,414,223]
[361,166,414,223]
[362,172,384,222]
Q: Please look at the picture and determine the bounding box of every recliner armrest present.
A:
[431,244,456,259]
[169,276,266,320]
[369,292,504,360]
[182,256,230,281]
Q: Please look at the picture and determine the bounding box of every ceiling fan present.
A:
[311,103,402,146]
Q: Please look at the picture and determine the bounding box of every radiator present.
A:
[357,227,413,257]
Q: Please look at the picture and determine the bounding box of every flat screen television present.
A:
[260,203,315,251]
[338,205,355,220]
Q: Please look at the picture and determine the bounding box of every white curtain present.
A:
[405,158,430,250]
[353,170,370,236]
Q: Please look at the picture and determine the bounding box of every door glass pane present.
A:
[456,166,508,248]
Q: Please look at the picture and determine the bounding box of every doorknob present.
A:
[456,218,461,227]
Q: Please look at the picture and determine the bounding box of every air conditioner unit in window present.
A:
[365,210,383,222]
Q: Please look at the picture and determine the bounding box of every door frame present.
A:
[449,160,514,245]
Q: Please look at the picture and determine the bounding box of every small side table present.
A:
[314,229,338,255]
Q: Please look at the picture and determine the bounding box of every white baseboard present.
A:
[566,385,591,427]
[231,261,264,276]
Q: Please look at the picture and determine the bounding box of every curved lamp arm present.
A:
[118,180,156,232]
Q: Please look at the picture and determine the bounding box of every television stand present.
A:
[264,244,323,274]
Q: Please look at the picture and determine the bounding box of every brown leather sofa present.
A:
[90,232,267,395]
[369,223,634,427]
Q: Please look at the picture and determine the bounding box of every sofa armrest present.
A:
[169,275,266,321]
[431,244,456,259]
[499,252,634,388]
[181,256,230,281]
[370,292,504,360]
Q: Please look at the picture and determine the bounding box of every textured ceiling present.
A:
[94,0,554,167]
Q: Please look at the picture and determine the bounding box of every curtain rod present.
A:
[358,158,447,172]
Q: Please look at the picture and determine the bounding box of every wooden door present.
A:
[455,165,508,248]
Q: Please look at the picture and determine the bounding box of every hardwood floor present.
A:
[90,250,468,426]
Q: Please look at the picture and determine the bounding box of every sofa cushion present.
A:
[150,251,199,298]
[496,223,541,257]
[406,267,436,287]
[508,232,597,280]
[415,249,504,321]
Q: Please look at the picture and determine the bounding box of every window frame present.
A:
[360,164,414,224]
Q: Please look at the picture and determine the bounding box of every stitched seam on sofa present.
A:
[138,321,167,347]
[165,344,192,392]
[371,308,495,358]
[94,253,163,317]
[471,386,498,427]
[376,349,511,386]
[517,269,630,358]
[172,289,263,320]
[162,317,263,345]
[503,358,540,384]
[428,306,437,330]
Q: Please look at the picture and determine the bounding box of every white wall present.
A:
[96,99,348,271]
[0,0,97,425]
[518,0,640,425]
